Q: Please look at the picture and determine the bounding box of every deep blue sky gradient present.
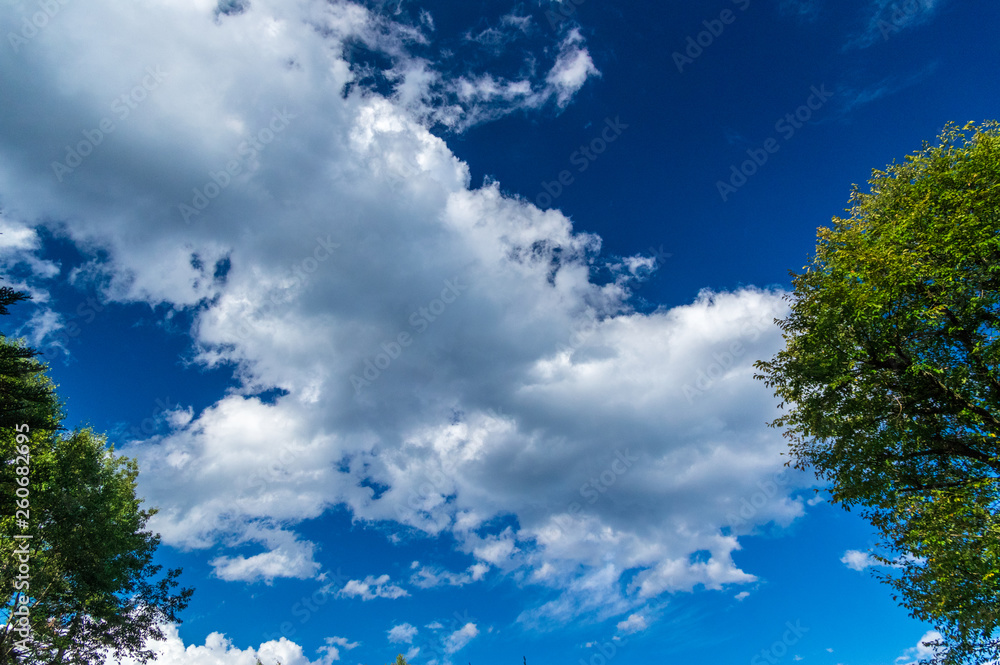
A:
[2,0,999,663]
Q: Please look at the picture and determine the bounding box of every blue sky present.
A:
[0,0,997,663]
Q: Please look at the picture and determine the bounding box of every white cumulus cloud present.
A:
[616,613,648,634]
[105,624,338,665]
[338,574,410,601]
[840,549,878,572]
[388,623,418,644]
[895,630,944,665]
[0,0,813,630]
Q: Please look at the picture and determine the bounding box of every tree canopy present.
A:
[755,120,1000,664]
[0,288,60,433]
[1,286,193,664]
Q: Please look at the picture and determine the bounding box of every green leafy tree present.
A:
[1,288,193,664]
[755,121,1000,664]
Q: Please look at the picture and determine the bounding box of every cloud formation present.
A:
[107,625,335,665]
[388,623,418,644]
[895,630,944,665]
[338,574,410,601]
[0,0,811,628]
[616,613,648,635]
[845,0,942,49]
[840,549,878,572]
[443,623,479,654]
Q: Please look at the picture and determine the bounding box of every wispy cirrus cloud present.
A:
[844,0,943,49]
[777,0,822,22]
[443,623,479,654]
[464,10,533,53]
[836,62,939,114]
[409,561,490,588]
